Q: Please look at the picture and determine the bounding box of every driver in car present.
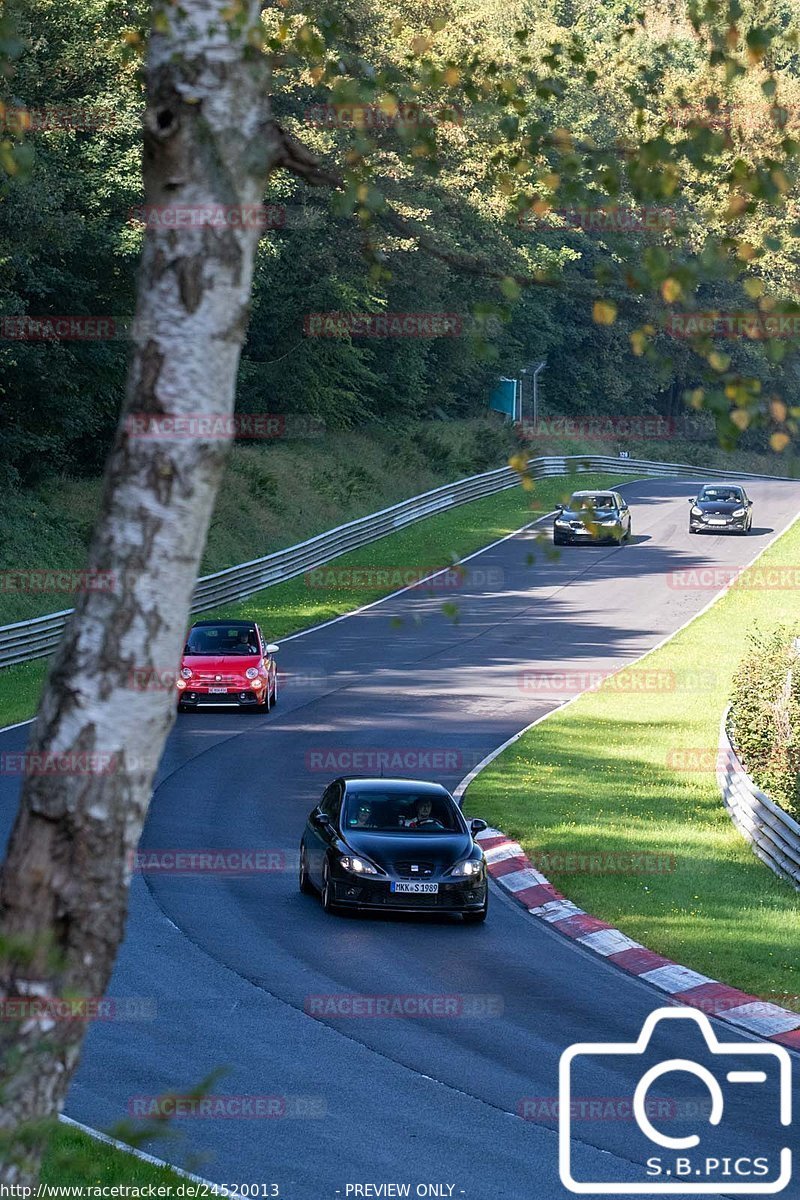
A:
[353,801,373,828]
[403,797,435,828]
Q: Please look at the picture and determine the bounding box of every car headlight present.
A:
[691,506,703,516]
[601,518,619,526]
[180,667,193,679]
[245,667,259,679]
[554,518,570,527]
[732,507,746,517]
[339,855,381,875]
[448,858,484,877]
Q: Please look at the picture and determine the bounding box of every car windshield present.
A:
[569,494,616,511]
[698,488,743,503]
[185,626,259,655]
[344,791,463,833]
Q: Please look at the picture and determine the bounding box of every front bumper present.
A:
[329,874,488,912]
[555,523,621,544]
[178,687,266,708]
[690,516,747,533]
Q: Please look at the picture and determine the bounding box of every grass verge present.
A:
[0,472,622,731]
[465,512,800,1006]
[41,1123,191,1188]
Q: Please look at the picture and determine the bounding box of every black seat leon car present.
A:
[299,777,489,922]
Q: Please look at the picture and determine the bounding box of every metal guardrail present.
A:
[1,453,797,670]
[717,708,800,889]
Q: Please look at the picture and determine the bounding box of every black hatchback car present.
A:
[689,484,753,534]
[299,777,489,921]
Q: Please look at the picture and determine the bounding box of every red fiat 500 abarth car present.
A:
[177,619,279,712]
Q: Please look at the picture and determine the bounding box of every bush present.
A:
[728,625,800,816]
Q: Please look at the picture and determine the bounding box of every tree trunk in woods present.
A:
[0,1,281,1181]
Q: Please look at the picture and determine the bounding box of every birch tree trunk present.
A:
[0,1,280,1181]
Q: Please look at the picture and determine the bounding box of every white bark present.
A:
[0,1,281,1181]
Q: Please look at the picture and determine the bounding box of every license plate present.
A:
[208,687,228,693]
[707,518,728,526]
[391,881,438,894]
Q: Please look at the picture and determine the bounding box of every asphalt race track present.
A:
[2,477,800,1199]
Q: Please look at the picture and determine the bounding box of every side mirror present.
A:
[470,818,488,835]
[265,643,279,655]
[688,497,696,504]
[312,811,331,828]
[748,499,754,507]
[555,503,564,512]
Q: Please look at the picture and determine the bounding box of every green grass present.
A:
[465,512,800,1005]
[41,1123,190,1188]
[0,472,622,730]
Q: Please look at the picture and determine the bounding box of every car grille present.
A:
[195,673,241,684]
[393,861,436,878]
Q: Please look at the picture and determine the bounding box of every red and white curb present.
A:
[476,826,800,1050]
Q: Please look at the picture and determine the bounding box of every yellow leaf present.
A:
[310,66,325,84]
[593,300,617,326]
[688,388,704,409]
[771,432,791,452]
[411,35,432,55]
[508,454,527,472]
[725,194,748,220]
[630,330,647,356]
[743,278,763,299]
[542,172,560,191]
[443,67,461,86]
[521,476,535,491]
[737,241,757,262]
[771,168,791,194]
[661,278,682,303]
[122,28,142,45]
[770,399,788,422]
[708,351,730,372]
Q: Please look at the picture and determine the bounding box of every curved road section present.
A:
[2,477,800,1199]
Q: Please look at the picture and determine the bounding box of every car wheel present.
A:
[321,859,339,914]
[553,531,566,546]
[625,519,632,541]
[299,846,315,895]
[270,670,278,707]
[463,897,488,924]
